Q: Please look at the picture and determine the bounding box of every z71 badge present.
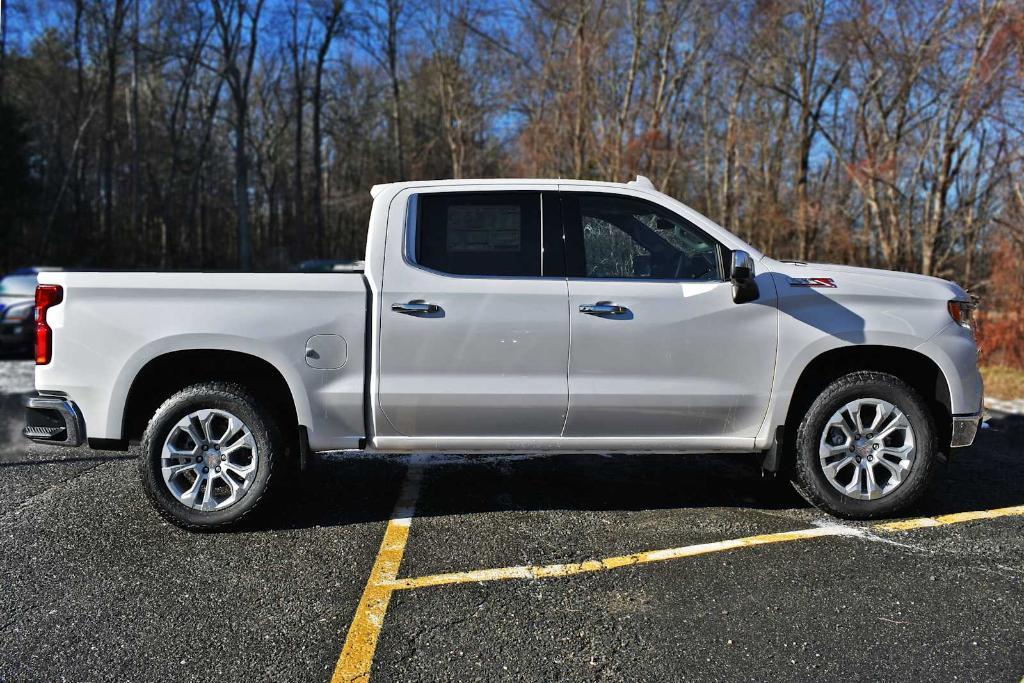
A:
[789,277,837,288]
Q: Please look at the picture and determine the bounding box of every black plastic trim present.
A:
[89,438,130,452]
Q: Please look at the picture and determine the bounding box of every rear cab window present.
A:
[416,193,542,277]
[412,191,566,278]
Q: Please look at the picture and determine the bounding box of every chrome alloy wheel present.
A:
[818,398,916,501]
[161,409,258,511]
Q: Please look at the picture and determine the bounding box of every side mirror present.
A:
[730,250,760,304]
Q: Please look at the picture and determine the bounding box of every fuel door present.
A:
[304,334,348,370]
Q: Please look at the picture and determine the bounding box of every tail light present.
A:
[35,284,63,365]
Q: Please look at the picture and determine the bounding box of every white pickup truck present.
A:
[24,177,982,530]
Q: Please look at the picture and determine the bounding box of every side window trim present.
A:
[542,190,567,278]
[539,192,545,277]
[561,191,727,282]
[404,192,419,272]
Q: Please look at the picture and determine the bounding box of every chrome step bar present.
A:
[24,396,86,447]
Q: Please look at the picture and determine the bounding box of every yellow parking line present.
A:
[331,465,423,683]
[872,504,1024,532]
[383,503,1024,593]
[331,498,1024,681]
[383,526,861,591]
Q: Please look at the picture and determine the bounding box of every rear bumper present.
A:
[24,395,86,447]
[950,412,981,448]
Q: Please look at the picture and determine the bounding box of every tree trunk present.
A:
[211,0,264,270]
[290,3,308,259]
[130,0,141,250]
[0,0,7,98]
[101,0,127,241]
[312,60,326,254]
[312,0,344,255]
[234,96,252,270]
[386,0,404,178]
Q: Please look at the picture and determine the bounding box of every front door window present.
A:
[575,194,723,281]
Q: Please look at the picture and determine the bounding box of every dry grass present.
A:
[980,366,1024,400]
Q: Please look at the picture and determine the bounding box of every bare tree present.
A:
[211,0,265,269]
[358,0,407,179]
[129,0,142,244]
[287,0,312,257]
[311,0,346,252]
[0,0,1020,335]
[0,0,8,97]
[94,0,129,240]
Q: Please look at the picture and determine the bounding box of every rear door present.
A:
[377,188,569,437]
[561,190,778,438]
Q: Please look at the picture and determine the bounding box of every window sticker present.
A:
[446,205,521,253]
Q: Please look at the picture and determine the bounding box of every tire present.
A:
[139,382,281,531]
[790,371,937,519]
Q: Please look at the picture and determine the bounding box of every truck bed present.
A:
[36,272,368,450]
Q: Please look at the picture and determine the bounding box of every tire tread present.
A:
[139,381,280,532]
[791,370,936,519]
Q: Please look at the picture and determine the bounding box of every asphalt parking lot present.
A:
[2,358,1023,682]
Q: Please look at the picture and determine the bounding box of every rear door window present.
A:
[416,193,542,277]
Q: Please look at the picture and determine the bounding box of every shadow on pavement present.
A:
[265,411,1024,532]
[919,410,1024,516]
[263,450,804,532]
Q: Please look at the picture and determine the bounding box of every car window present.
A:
[416,192,542,277]
[577,195,722,281]
[0,275,38,297]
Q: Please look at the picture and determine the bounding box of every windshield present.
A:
[0,275,38,299]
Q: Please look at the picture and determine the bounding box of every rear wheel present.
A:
[139,382,280,531]
[791,371,937,519]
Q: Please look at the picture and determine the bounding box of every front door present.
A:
[561,191,778,439]
[378,188,570,437]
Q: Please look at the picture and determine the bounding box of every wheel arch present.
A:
[781,345,952,457]
[121,349,303,443]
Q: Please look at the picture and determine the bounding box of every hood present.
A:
[762,257,969,301]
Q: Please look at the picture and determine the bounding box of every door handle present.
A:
[579,302,628,316]
[391,301,440,315]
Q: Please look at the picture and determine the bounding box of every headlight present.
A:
[1,302,33,322]
[947,299,976,333]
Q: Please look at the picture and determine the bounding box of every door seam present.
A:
[560,274,571,437]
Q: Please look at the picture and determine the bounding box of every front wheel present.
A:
[139,382,281,531]
[791,371,937,519]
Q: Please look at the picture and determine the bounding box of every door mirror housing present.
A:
[730,250,759,304]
